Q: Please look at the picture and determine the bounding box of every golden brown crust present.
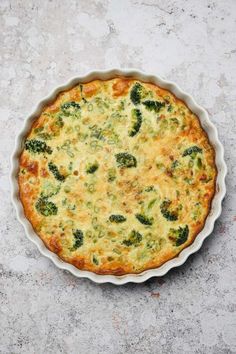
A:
[112,78,132,97]
[18,77,217,275]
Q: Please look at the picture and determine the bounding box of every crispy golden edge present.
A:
[18,77,217,275]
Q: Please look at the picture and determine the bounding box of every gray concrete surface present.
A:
[0,1,235,353]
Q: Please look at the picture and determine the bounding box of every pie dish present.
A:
[11,69,227,284]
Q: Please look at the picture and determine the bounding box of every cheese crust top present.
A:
[18,78,217,275]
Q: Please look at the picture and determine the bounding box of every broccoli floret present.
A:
[115,152,137,168]
[25,139,52,154]
[168,225,189,246]
[142,100,165,112]
[135,213,153,225]
[71,229,84,250]
[48,162,65,181]
[61,101,81,116]
[122,230,142,247]
[160,199,178,221]
[35,197,58,216]
[109,214,127,223]
[182,146,202,157]
[86,162,99,174]
[129,109,142,137]
[130,83,143,105]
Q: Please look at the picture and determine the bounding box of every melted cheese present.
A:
[18,78,217,274]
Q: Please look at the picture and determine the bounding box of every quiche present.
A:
[18,77,217,275]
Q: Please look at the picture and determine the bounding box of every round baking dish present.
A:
[10,69,227,284]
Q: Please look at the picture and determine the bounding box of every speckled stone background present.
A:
[0,0,235,353]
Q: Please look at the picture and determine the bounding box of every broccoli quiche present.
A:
[18,78,217,275]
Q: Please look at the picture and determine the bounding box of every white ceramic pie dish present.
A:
[10,69,227,285]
